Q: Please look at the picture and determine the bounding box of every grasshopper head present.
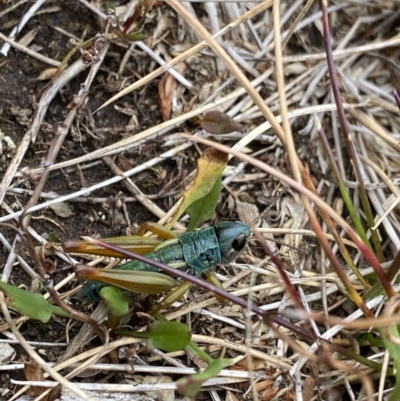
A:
[214,221,251,264]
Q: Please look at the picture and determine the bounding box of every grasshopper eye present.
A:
[232,233,247,251]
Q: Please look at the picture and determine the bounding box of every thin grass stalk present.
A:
[316,119,370,288]
[253,229,320,341]
[393,89,400,110]
[253,230,304,311]
[316,118,371,249]
[299,185,374,318]
[320,0,383,261]
[364,251,400,301]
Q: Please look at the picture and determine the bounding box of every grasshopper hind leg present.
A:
[149,281,193,315]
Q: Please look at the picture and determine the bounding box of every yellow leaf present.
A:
[168,147,228,227]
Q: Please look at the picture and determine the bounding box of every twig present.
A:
[0,0,46,56]
[0,30,61,66]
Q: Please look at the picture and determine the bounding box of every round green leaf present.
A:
[146,321,191,352]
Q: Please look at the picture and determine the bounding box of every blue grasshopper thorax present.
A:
[79,281,107,301]
[179,222,251,276]
[214,221,251,264]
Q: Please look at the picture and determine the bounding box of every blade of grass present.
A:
[321,0,383,261]
[315,118,370,288]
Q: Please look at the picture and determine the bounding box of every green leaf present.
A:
[124,321,191,352]
[99,286,129,317]
[177,358,231,397]
[168,148,228,228]
[106,2,116,11]
[0,282,71,322]
[124,32,147,42]
[145,321,191,351]
[382,327,400,401]
[186,341,213,364]
[186,177,222,232]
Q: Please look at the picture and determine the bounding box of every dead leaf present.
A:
[225,390,240,401]
[143,375,174,401]
[168,147,228,227]
[18,27,39,47]
[45,385,62,401]
[237,356,268,371]
[37,68,58,81]
[48,192,73,218]
[158,73,175,121]
[122,0,156,34]
[262,385,279,401]
[200,110,243,135]
[303,376,316,401]
[254,379,274,392]
[39,246,56,274]
[22,355,46,396]
[117,154,133,172]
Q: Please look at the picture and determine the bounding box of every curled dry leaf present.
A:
[200,110,243,135]
[303,376,316,401]
[39,246,57,274]
[22,355,46,396]
[37,67,58,81]
[117,154,133,172]
[262,385,279,401]
[122,0,156,35]
[254,379,274,392]
[158,72,176,121]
